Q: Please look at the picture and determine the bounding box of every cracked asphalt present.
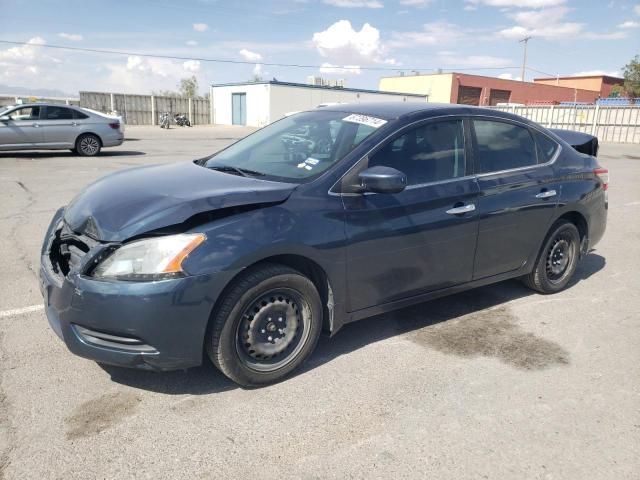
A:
[0,127,638,479]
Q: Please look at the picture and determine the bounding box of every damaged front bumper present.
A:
[39,208,239,371]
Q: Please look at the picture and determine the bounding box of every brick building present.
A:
[379,72,601,106]
[533,75,624,99]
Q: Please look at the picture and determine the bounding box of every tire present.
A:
[523,220,581,294]
[206,263,323,387]
[75,134,101,156]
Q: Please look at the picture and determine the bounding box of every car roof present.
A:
[317,101,533,124]
[4,103,80,108]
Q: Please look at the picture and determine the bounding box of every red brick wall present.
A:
[450,73,600,105]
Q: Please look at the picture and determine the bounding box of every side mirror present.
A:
[0,115,9,122]
[358,166,407,194]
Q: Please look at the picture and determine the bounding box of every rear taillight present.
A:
[594,167,609,191]
[108,122,120,130]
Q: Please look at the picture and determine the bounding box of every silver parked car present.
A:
[0,103,124,156]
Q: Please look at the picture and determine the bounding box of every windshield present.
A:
[203,110,386,182]
[0,106,12,116]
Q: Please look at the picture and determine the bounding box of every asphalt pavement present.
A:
[0,126,638,479]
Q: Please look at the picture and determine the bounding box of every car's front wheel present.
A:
[206,264,323,387]
[523,220,580,294]
[75,133,101,156]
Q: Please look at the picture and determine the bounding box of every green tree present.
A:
[622,55,640,98]
[179,76,199,98]
[609,84,624,98]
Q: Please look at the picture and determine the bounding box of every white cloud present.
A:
[0,37,59,83]
[102,55,204,93]
[498,6,625,40]
[239,49,263,62]
[619,20,640,28]
[510,6,568,26]
[183,60,201,72]
[186,40,198,46]
[635,4,640,15]
[323,0,383,8]
[498,72,522,80]
[584,31,626,39]
[572,70,621,77]
[58,33,83,41]
[0,36,46,62]
[319,62,361,74]
[252,63,263,76]
[436,52,512,68]
[498,26,531,39]
[390,22,464,47]
[192,23,208,32]
[399,0,432,5]
[467,0,565,7]
[312,20,395,66]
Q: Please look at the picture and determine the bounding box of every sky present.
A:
[0,0,639,96]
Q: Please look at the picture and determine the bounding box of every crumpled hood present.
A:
[64,162,297,241]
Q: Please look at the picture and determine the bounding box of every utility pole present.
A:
[519,36,532,82]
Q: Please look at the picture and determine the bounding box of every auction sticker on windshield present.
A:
[342,114,387,129]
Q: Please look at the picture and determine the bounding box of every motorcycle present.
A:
[174,113,191,127]
[159,112,171,129]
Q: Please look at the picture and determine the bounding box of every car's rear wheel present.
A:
[206,264,323,387]
[76,133,101,156]
[523,220,580,294]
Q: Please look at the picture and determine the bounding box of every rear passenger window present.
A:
[532,130,559,163]
[73,110,89,119]
[473,120,537,173]
[45,106,74,120]
[369,119,466,185]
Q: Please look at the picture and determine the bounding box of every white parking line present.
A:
[0,304,44,318]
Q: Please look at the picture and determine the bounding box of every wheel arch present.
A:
[556,210,589,253]
[208,254,336,338]
[75,131,103,147]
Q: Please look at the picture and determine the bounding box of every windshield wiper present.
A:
[207,164,265,177]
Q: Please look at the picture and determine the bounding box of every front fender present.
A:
[181,197,349,331]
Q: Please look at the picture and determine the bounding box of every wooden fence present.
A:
[79,91,210,125]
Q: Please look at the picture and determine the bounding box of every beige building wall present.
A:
[534,77,602,92]
[379,74,453,102]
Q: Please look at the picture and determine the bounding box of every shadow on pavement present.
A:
[103,253,605,394]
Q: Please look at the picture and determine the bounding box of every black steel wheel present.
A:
[206,263,322,387]
[75,133,101,156]
[523,220,580,294]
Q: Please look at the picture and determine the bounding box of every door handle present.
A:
[33,123,40,128]
[71,122,78,127]
[535,189,557,199]
[446,203,476,215]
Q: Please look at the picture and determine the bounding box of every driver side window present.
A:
[368,119,466,186]
[9,106,41,121]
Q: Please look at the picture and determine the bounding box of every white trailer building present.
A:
[209,81,428,127]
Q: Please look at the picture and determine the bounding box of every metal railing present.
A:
[490,105,640,143]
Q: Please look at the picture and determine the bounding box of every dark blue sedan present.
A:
[39,103,608,386]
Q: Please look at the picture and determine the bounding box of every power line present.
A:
[0,39,520,73]
[526,66,557,77]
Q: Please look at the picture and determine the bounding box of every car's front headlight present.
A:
[91,233,206,281]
